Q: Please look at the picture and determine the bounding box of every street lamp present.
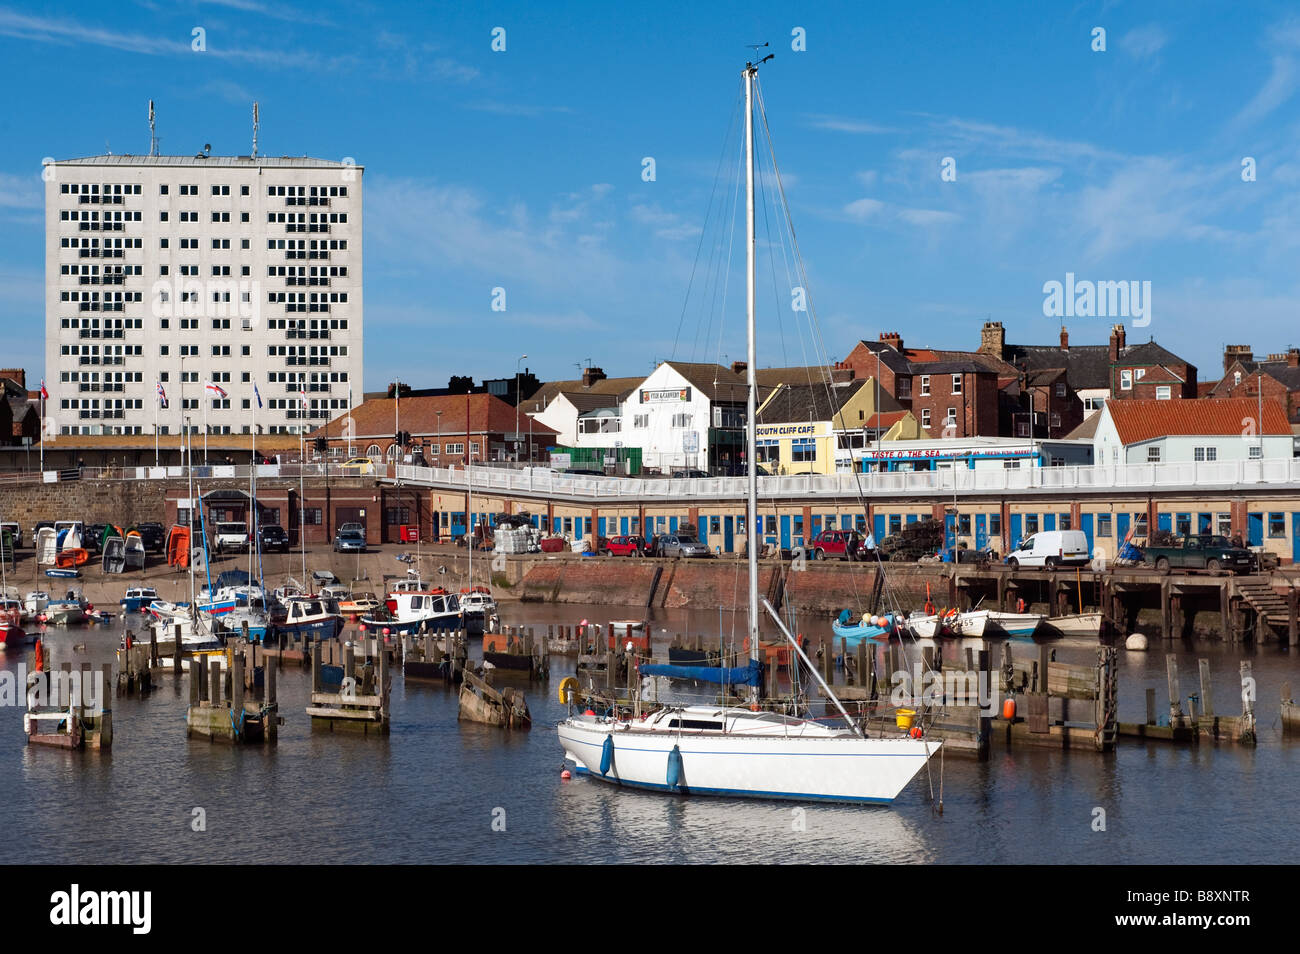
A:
[515,354,527,464]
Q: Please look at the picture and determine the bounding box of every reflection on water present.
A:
[0,603,1297,864]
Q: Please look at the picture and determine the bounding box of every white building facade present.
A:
[45,154,363,436]
[621,363,744,472]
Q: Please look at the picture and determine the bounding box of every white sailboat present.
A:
[557,57,939,804]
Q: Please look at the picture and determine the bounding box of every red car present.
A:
[809,528,863,561]
[604,535,650,557]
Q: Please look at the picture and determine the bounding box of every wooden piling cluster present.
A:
[403,628,468,682]
[305,637,390,734]
[1116,654,1257,745]
[458,668,530,728]
[482,624,548,678]
[116,630,159,696]
[184,639,279,744]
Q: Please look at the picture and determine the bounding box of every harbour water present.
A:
[2,603,1296,864]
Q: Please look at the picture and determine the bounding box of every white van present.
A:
[1006,530,1090,568]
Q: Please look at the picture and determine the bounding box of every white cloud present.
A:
[805,115,896,134]
[843,198,884,220]
[1120,25,1168,59]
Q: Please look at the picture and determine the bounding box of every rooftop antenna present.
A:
[252,102,259,159]
[148,100,158,157]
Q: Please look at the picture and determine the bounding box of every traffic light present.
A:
[394,430,411,446]
[314,437,327,453]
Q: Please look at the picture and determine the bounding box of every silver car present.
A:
[653,533,711,558]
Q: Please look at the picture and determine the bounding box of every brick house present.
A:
[1210,345,1300,424]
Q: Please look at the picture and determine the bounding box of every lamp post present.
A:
[515,354,527,464]
[436,410,443,465]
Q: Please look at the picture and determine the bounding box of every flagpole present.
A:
[203,390,209,465]
[38,390,44,474]
[155,389,159,468]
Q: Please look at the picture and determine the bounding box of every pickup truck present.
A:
[1143,534,1255,575]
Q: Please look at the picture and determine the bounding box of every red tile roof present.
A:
[1107,397,1290,444]
[311,393,558,441]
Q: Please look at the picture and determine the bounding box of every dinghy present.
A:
[124,534,146,571]
[102,535,126,574]
[36,528,57,565]
[166,525,190,567]
[55,548,88,569]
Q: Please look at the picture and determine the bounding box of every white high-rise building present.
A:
[44,154,363,436]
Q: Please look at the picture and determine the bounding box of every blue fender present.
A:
[600,734,614,776]
[667,743,683,790]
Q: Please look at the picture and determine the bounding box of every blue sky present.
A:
[2,0,1300,392]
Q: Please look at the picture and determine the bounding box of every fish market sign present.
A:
[757,422,827,439]
[640,387,691,403]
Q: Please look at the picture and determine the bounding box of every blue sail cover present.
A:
[640,659,762,687]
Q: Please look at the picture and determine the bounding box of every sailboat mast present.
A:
[744,62,760,665]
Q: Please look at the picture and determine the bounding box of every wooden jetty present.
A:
[25,658,113,750]
[306,638,390,734]
[116,629,159,696]
[185,642,280,743]
[950,565,1300,645]
[458,668,531,728]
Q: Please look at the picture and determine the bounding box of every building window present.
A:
[946,408,956,426]
[1155,386,1171,400]
[1098,514,1113,537]
[1217,513,1232,536]
[633,414,648,428]
[671,413,692,428]
[888,515,901,535]
[1269,513,1286,538]
[446,443,464,455]
[1147,446,1161,463]
[1056,382,1066,398]
[921,408,931,428]
[919,375,930,396]
[1025,514,1039,534]
[756,439,778,463]
[790,438,816,463]
[957,514,971,536]
[989,513,1001,536]
[1120,369,1133,390]
[304,508,322,525]
[951,374,962,395]
[1059,513,1072,530]
[1249,445,1262,459]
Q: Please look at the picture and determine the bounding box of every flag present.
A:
[39,380,48,401]
[300,388,308,408]
[156,381,168,408]
[254,382,262,409]
[205,382,227,399]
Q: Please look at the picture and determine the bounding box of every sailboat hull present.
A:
[558,720,938,804]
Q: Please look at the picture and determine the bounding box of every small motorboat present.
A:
[120,587,160,613]
[35,528,57,565]
[361,590,461,636]
[23,591,49,620]
[0,607,27,649]
[270,595,345,641]
[46,591,89,626]
[45,567,81,580]
[338,592,383,616]
[102,536,126,574]
[831,609,903,648]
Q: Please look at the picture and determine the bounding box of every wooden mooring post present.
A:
[185,643,280,744]
[306,638,390,734]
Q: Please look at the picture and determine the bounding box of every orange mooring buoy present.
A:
[560,769,572,780]
[1003,698,1017,720]
[910,726,922,739]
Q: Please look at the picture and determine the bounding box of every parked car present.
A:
[651,533,711,558]
[338,522,365,535]
[671,469,710,478]
[1143,533,1254,575]
[338,457,375,476]
[81,523,107,554]
[213,521,250,554]
[333,529,366,553]
[1004,530,1090,569]
[809,528,862,561]
[258,524,291,553]
[137,522,167,554]
[604,535,651,557]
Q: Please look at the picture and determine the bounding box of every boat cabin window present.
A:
[667,718,724,731]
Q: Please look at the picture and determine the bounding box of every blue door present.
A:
[574,517,584,540]
[906,514,919,525]
[669,516,678,533]
[531,514,539,528]
[1044,513,1056,532]
[1198,512,1212,534]
[452,512,466,538]
[698,519,708,547]
[873,514,885,544]
[812,516,822,539]
[975,514,988,550]
[1010,514,1023,550]
[598,517,606,538]
[841,514,851,530]
[1293,513,1300,564]
[1158,513,1172,533]
[1249,512,1264,546]
[620,516,629,535]
[724,516,734,553]
[1117,513,1130,543]
[780,515,791,550]
[944,514,955,549]
[1081,513,1094,556]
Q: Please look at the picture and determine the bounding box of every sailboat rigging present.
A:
[556,55,940,804]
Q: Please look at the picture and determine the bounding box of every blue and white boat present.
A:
[269,596,344,641]
[120,587,160,613]
[361,590,462,636]
[831,609,902,648]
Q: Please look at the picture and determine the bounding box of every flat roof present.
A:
[49,155,362,169]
